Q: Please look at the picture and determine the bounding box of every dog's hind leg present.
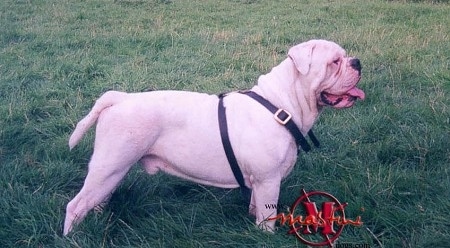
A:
[63,155,134,235]
[64,113,153,235]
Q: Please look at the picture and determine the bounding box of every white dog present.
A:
[63,39,365,235]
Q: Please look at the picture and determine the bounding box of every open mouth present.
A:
[320,87,365,107]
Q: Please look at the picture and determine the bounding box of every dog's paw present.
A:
[257,219,277,233]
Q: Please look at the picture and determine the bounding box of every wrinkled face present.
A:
[288,40,365,109]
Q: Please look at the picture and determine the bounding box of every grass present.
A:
[1,0,449,247]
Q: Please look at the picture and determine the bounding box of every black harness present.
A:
[217,91,320,203]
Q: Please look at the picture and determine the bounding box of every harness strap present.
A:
[218,96,252,204]
[240,91,320,153]
[217,91,320,203]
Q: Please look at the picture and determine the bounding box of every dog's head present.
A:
[288,39,365,109]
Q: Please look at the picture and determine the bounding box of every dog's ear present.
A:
[288,42,316,75]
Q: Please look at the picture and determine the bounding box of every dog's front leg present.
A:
[250,179,281,232]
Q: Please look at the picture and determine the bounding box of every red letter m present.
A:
[302,202,336,235]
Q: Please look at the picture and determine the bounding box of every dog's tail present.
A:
[69,91,127,150]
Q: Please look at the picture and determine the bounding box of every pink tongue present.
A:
[347,87,365,100]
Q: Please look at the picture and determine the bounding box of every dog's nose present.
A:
[350,58,362,73]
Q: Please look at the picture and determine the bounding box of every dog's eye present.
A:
[333,58,340,65]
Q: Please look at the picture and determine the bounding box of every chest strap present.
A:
[217,91,320,203]
[218,96,251,203]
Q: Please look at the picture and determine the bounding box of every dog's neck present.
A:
[251,58,320,134]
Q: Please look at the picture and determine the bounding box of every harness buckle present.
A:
[274,109,292,125]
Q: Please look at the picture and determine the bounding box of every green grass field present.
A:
[1,0,449,247]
